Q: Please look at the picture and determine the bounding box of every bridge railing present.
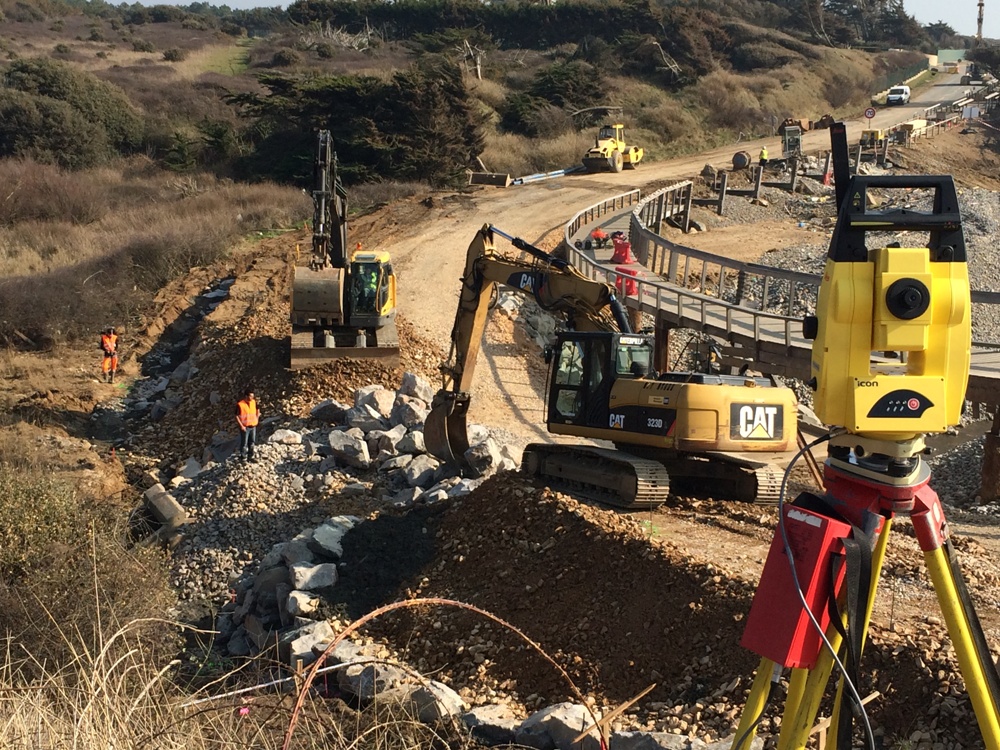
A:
[564,190,807,347]
[564,187,1000,353]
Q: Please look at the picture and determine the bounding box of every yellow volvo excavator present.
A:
[289,130,399,369]
[425,225,798,509]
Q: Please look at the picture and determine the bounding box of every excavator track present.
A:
[621,446,788,505]
[521,444,671,510]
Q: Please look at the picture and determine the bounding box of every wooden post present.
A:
[752,165,764,199]
[654,319,673,374]
[787,158,799,192]
[682,182,693,233]
[717,171,728,216]
[981,409,1000,503]
[854,145,862,175]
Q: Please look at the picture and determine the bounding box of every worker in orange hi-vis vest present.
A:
[236,389,260,462]
[100,326,119,383]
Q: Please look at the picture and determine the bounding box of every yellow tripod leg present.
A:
[826,518,892,750]
[731,658,777,749]
[780,520,892,750]
[925,546,1000,749]
[777,629,842,750]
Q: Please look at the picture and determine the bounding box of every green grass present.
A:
[194,38,255,76]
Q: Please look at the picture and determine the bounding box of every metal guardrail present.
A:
[563,190,807,349]
[562,188,1000,401]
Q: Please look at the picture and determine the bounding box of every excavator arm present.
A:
[310,129,349,270]
[425,224,632,469]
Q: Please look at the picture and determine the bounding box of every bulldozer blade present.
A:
[468,172,513,188]
[425,391,473,470]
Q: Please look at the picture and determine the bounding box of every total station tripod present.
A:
[730,123,1000,750]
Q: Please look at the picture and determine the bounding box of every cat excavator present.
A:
[289,130,399,369]
[425,224,799,509]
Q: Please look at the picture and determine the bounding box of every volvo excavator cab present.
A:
[348,255,395,326]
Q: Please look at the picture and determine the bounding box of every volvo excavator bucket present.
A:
[425,390,473,471]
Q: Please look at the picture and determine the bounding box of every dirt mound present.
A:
[367,477,757,721]
[340,474,996,745]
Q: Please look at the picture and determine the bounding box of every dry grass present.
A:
[480,130,594,177]
[0,157,311,345]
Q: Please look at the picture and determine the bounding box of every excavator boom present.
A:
[425,225,630,466]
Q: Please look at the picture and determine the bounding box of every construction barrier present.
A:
[615,266,639,297]
[611,237,634,264]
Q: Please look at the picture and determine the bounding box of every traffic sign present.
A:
[864,107,876,120]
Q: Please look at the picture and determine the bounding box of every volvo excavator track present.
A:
[521,444,671,510]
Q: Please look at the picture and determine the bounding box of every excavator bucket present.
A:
[425,390,473,470]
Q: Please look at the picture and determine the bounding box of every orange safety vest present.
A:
[101,333,117,354]
[237,398,259,428]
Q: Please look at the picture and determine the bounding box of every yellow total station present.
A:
[805,175,971,441]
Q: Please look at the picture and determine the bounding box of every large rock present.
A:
[409,680,467,722]
[328,430,371,469]
[280,539,315,566]
[338,661,410,702]
[269,428,303,445]
[344,404,387,433]
[464,437,503,478]
[286,590,318,617]
[405,454,440,488]
[518,702,602,750]
[284,619,335,666]
[391,395,429,429]
[463,704,521,746]
[252,566,290,611]
[311,399,349,424]
[288,562,339,590]
[367,424,407,458]
[400,371,435,403]
[176,457,202,479]
[353,384,382,405]
[379,454,413,472]
[399,372,434,404]
[359,387,397,419]
[397,430,425,454]
[310,516,359,558]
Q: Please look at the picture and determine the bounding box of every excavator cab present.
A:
[346,253,396,329]
[547,331,654,429]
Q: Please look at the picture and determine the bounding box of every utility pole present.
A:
[976,0,984,47]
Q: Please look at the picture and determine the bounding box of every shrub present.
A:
[88,27,105,42]
[132,38,155,52]
[730,42,795,71]
[0,89,110,170]
[162,47,187,62]
[0,161,107,226]
[53,43,70,54]
[270,48,301,67]
[3,58,144,153]
[315,41,335,58]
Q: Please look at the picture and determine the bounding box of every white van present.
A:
[886,85,911,105]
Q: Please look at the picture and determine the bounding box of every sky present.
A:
[904,0,993,39]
